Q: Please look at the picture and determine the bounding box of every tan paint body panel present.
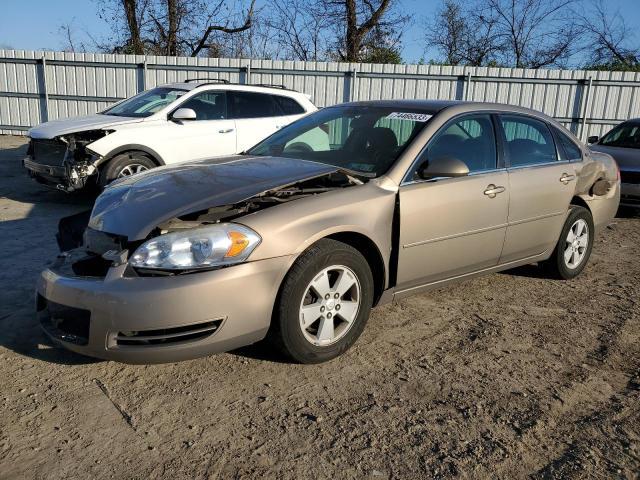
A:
[397,171,509,290]
[501,162,577,263]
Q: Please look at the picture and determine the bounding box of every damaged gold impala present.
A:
[36,101,620,364]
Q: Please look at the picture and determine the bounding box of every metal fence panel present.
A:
[1,49,640,139]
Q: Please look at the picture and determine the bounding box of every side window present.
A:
[555,128,583,161]
[179,91,227,120]
[273,95,305,115]
[420,114,497,174]
[229,92,279,119]
[500,115,557,167]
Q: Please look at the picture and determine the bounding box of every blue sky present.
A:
[1,0,639,64]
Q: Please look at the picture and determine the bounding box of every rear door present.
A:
[396,113,509,292]
[154,90,236,163]
[229,91,284,152]
[498,114,576,263]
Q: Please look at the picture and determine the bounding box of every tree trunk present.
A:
[344,0,359,61]
[122,0,144,54]
[167,0,178,56]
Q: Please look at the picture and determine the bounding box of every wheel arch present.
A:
[96,144,166,168]
[324,231,387,307]
[570,195,591,213]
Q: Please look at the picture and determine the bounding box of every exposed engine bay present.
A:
[25,129,109,191]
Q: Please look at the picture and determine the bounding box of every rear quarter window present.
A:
[555,128,583,161]
[273,95,306,115]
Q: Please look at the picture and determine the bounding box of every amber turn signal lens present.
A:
[226,231,250,257]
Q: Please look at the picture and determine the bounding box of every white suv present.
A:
[23,81,317,191]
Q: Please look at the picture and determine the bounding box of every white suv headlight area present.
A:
[130,223,261,270]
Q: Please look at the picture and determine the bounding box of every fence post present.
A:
[240,65,251,85]
[36,55,49,123]
[137,59,146,93]
[344,69,357,103]
[579,76,593,141]
[465,72,472,101]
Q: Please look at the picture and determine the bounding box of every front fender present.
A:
[240,181,397,287]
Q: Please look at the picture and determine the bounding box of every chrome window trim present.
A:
[401,167,508,187]
[506,159,573,171]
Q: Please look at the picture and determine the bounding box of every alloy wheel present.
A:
[117,164,149,178]
[299,265,361,346]
[564,219,589,269]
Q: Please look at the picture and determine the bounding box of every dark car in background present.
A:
[589,120,640,208]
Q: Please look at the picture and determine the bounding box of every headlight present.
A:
[130,223,261,270]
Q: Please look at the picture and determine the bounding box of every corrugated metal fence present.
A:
[1,49,640,139]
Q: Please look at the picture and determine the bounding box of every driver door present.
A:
[396,113,509,293]
[155,91,236,163]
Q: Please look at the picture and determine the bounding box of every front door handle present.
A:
[218,128,235,134]
[484,184,506,198]
[560,173,576,184]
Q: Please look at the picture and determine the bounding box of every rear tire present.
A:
[543,206,594,280]
[271,239,374,363]
[98,152,156,188]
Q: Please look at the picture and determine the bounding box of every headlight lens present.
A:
[130,223,261,270]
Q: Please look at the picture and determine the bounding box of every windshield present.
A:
[600,122,640,149]
[247,105,434,177]
[103,87,188,117]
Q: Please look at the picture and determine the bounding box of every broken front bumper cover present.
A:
[24,154,99,192]
[36,253,291,363]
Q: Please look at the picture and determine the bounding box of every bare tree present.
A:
[481,0,580,69]
[266,0,329,61]
[92,0,256,56]
[577,0,639,69]
[322,0,409,62]
[425,0,500,66]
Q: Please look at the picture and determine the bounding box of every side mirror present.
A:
[172,108,197,121]
[587,135,599,145]
[418,156,470,180]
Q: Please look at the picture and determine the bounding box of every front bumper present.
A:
[23,157,67,186]
[620,182,640,208]
[36,255,291,363]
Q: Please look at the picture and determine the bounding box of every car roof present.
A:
[337,99,556,118]
[160,81,305,97]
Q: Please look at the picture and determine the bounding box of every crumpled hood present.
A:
[89,156,339,240]
[28,114,143,139]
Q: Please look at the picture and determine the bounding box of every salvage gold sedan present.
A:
[37,100,620,364]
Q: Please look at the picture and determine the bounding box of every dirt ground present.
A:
[0,134,638,480]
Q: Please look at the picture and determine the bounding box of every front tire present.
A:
[271,239,374,363]
[543,206,594,279]
[98,152,156,188]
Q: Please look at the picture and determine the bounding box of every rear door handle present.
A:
[560,173,576,184]
[484,184,506,198]
[218,128,234,134]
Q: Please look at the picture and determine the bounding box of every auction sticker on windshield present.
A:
[386,112,433,122]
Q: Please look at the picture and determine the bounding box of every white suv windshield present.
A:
[103,87,188,117]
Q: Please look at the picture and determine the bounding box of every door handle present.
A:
[559,173,576,184]
[484,184,506,198]
[218,128,234,134]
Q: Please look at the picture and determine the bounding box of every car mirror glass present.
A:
[587,135,599,145]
